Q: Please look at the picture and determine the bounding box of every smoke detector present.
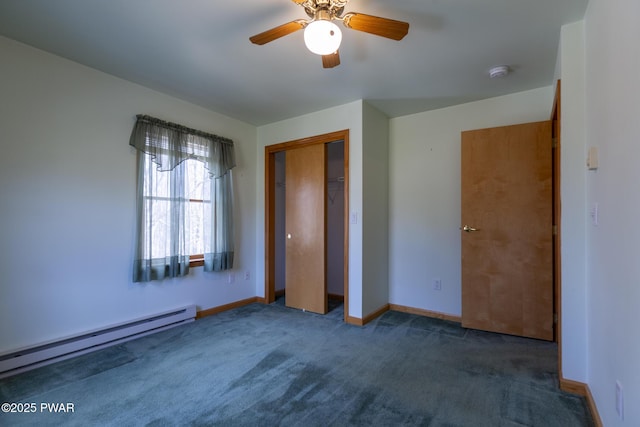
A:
[489,65,510,79]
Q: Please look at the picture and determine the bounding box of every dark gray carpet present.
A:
[0,300,594,426]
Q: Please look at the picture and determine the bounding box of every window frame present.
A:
[188,196,205,267]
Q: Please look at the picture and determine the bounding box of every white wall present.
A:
[554,21,588,384]
[584,0,640,424]
[362,103,390,315]
[388,87,553,316]
[257,101,365,318]
[0,36,257,353]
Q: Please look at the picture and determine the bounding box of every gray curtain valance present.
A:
[129,114,235,178]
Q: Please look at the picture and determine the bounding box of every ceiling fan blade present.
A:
[250,20,306,45]
[342,12,409,41]
[322,51,340,68]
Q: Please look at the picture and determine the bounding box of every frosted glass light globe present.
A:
[304,20,342,55]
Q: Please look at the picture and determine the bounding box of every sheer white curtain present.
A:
[129,115,235,282]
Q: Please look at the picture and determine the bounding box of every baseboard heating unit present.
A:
[0,304,196,379]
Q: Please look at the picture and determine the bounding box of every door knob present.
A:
[287,233,292,239]
[461,225,478,232]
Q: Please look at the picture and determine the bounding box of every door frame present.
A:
[264,129,350,322]
[551,81,563,372]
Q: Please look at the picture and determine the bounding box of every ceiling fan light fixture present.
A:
[304,19,342,55]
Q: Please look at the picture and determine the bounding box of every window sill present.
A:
[189,256,204,268]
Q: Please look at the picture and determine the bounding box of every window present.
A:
[130,115,235,282]
[142,156,209,267]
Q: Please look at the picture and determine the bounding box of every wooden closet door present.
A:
[285,144,327,314]
[461,121,553,340]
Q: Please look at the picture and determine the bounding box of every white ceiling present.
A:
[0,0,588,126]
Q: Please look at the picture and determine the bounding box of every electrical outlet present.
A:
[616,380,624,420]
[227,273,235,284]
[244,270,250,280]
[433,279,442,291]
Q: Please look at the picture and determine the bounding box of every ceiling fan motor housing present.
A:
[315,8,332,21]
[303,0,346,20]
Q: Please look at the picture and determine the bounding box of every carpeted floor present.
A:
[0,300,594,426]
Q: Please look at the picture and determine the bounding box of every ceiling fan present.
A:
[249,0,409,68]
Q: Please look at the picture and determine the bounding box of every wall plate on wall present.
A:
[587,146,599,170]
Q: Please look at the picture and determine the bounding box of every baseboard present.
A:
[328,293,344,302]
[389,304,462,323]
[196,297,261,319]
[365,303,390,324]
[346,316,363,326]
[559,378,602,427]
[347,303,390,326]
[347,303,460,327]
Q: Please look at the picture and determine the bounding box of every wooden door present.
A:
[285,144,327,314]
[461,121,553,340]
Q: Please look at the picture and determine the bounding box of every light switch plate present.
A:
[350,211,358,224]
